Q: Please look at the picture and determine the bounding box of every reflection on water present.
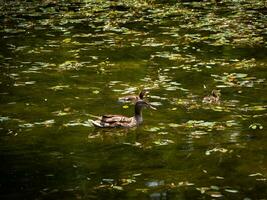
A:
[0,0,267,199]
[150,192,167,200]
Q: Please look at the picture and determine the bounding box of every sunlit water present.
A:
[0,0,267,199]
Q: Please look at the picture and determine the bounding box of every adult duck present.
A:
[91,100,156,128]
[202,90,221,104]
[118,90,148,103]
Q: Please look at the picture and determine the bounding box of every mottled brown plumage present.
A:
[202,90,221,104]
[91,100,156,128]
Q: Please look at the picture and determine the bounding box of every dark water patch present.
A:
[0,0,266,199]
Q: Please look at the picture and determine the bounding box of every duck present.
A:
[202,90,221,104]
[118,90,148,103]
[91,100,156,128]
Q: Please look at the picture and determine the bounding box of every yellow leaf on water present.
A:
[92,90,99,94]
[63,38,71,43]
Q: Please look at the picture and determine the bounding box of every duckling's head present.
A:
[211,90,221,98]
[139,90,149,99]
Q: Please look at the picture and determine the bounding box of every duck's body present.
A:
[118,90,148,103]
[91,100,155,128]
[202,90,221,104]
[91,115,141,128]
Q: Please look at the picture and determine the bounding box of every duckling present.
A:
[202,90,221,104]
[118,90,148,103]
[91,100,156,128]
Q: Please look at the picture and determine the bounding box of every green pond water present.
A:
[0,0,267,199]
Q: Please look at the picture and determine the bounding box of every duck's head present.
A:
[135,100,156,114]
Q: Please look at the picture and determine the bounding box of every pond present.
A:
[0,0,267,199]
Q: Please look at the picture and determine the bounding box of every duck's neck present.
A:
[212,91,219,99]
[139,92,144,99]
[134,107,143,124]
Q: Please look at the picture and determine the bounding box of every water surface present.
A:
[0,0,267,199]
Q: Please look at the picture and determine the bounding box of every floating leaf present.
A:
[92,90,100,94]
[168,123,180,128]
[25,81,36,85]
[34,120,55,127]
[63,38,71,43]
[52,110,70,116]
[121,178,136,185]
[211,73,264,88]
[150,102,162,106]
[149,95,167,100]
[19,123,34,128]
[191,131,208,138]
[49,85,69,91]
[196,187,209,194]
[205,148,228,155]
[249,123,263,130]
[0,116,9,122]
[208,191,223,198]
[122,105,129,109]
[146,127,161,132]
[133,173,142,177]
[112,186,123,191]
[178,181,195,186]
[153,139,174,146]
[210,185,220,190]
[158,132,168,135]
[249,173,263,177]
[225,189,239,193]
[136,188,149,192]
